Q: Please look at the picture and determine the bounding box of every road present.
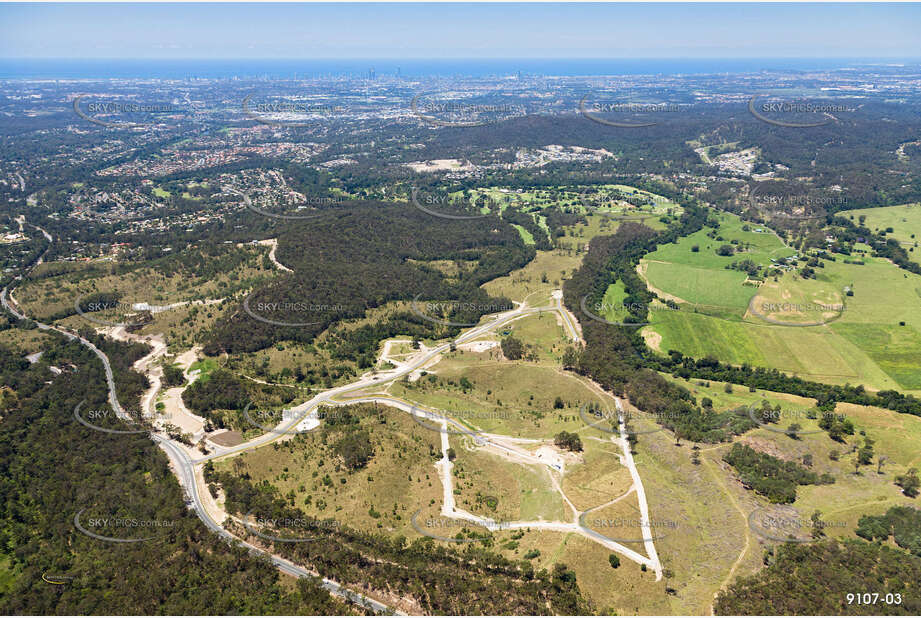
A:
[552,290,582,344]
[1,223,128,421]
[333,395,660,573]
[200,301,561,462]
[153,435,396,615]
[615,397,663,580]
[5,221,661,594]
[2,218,397,615]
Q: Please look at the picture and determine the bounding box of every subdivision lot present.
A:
[390,361,597,439]
[214,404,444,538]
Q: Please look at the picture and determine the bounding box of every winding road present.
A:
[153,435,393,614]
[1,218,395,615]
[4,217,663,604]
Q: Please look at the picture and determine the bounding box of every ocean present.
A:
[2,58,916,80]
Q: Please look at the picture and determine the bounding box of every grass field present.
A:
[500,311,571,362]
[641,210,793,311]
[640,210,921,393]
[14,246,274,327]
[841,203,921,249]
[390,361,598,439]
[214,404,444,537]
[512,224,535,245]
[481,249,582,307]
[726,397,921,547]
[613,371,921,614]
[452,447,567,522]
[561,438,633,512]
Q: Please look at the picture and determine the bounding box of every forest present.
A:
[0,330,350,615]
[722,443,832,504]
[203,202,531,356]
[714,539,920,615]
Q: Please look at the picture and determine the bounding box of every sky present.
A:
[0,2,919,60]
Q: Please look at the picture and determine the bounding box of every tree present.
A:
[561,346,579,369]
[877,455,888,474]
[335,430,374,470]
[554,431,583,452]
[608,554,620,569]
[788,423,802,439]
[162,363,185,387]
[896,468,920,498]
[810,510,826,540]
[858,437,874,466]
[501,336,524,360]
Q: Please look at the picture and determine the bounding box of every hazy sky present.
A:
[1,2,919,60]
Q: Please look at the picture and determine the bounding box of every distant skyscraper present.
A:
[368,67,376,80]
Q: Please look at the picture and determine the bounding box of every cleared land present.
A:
[213,404,444,538]
[639,211,921,393]
[390,361,598,439]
